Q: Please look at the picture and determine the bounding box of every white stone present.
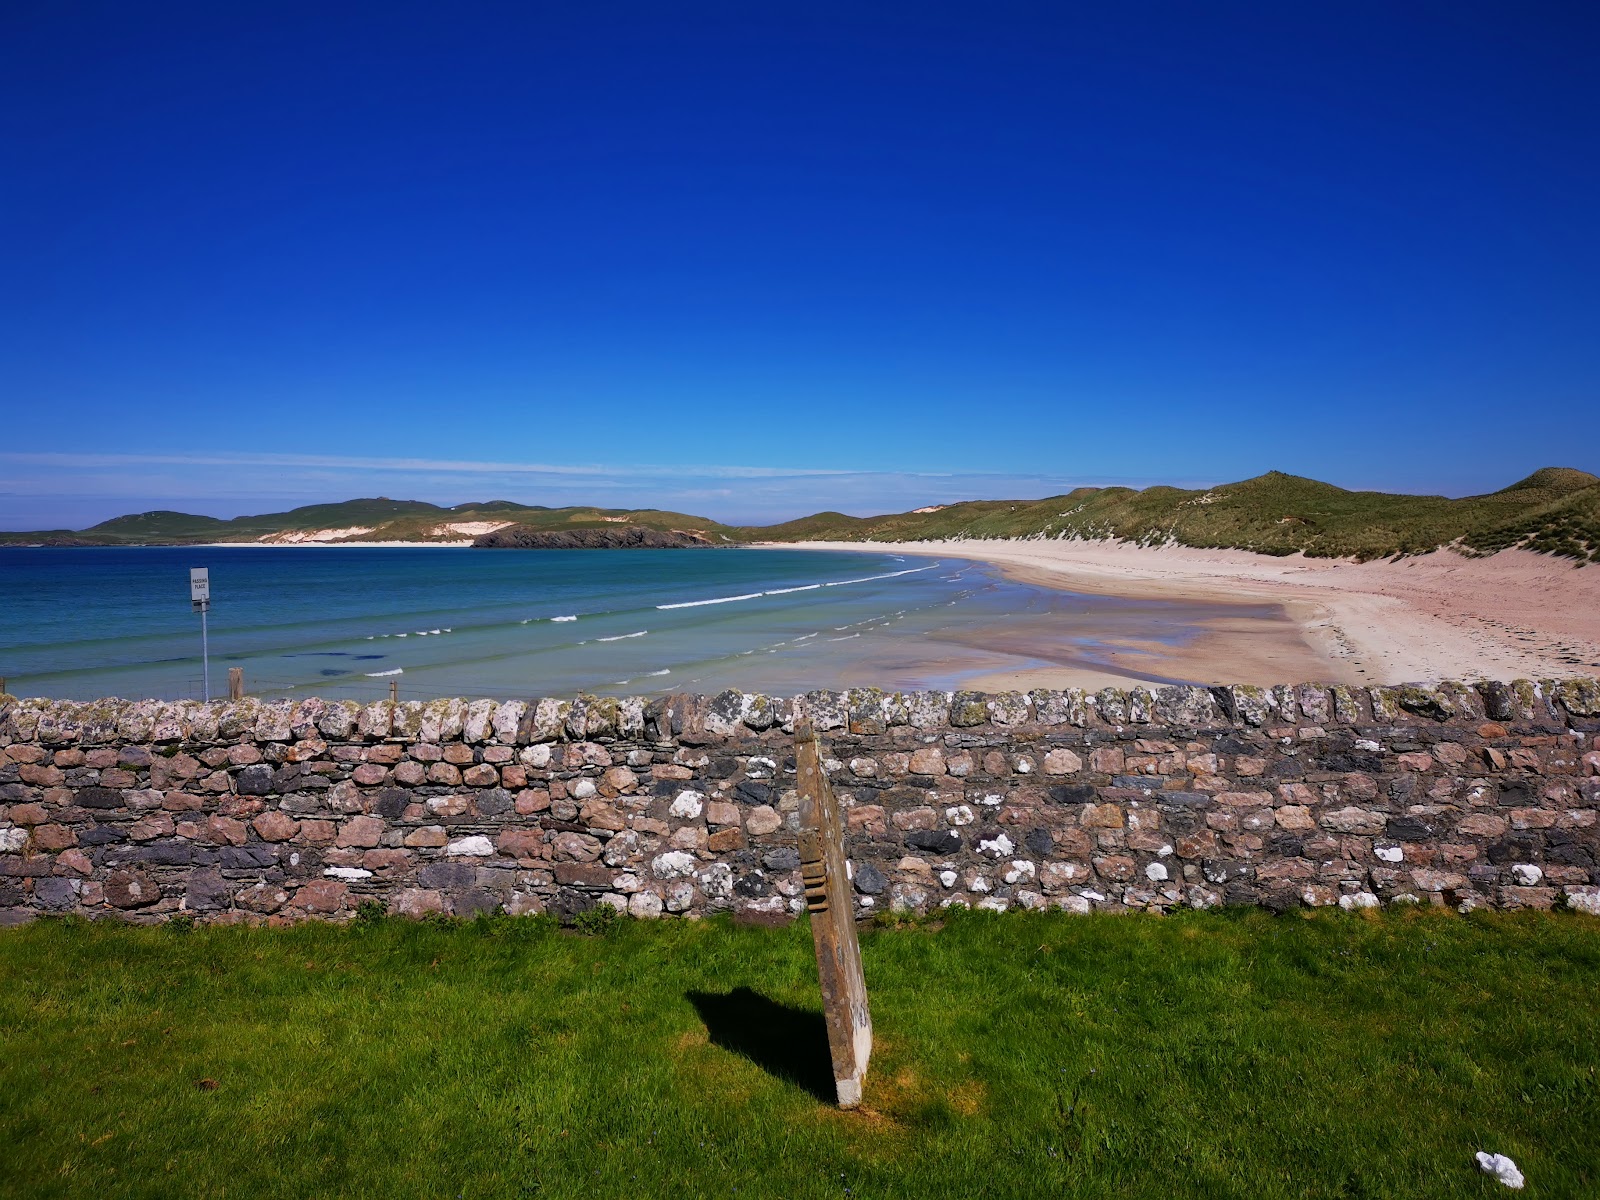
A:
[1339,891,1381,910]
[1566,887,1600,916]
[977,832,1015,858]
[664,880,694,911]
[520,744,552,768]
[938,870,958,888]
[1511,863,1543,886]
[446,835,494,857]
[651,850,697,879]
[1002,860,1035,884]
[975,897,1010,912]
[1014,889,1045,910]
[980,792,1003,807]
[1355,739,1381,752]
[1376,845,1405,863]
[669,790,705,819]
[570,778,597,800]
[613,873,642,894]
[323,867,373,880]
[597,892,628,912]
[1145,862,1169,882]
[945,805,975,826]
[0,828,26,853]
[1475,1152,1524,1189]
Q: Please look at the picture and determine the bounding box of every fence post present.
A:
[228,667,244,700]
[390,679,399,704]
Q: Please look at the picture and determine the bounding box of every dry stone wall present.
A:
[2,678,1599,927]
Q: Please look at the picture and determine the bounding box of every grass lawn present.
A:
[2,909,1598,1199]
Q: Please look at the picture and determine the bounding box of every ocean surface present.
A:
[0,546,1254,701]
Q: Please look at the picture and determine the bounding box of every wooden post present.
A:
[795,715,873,1108]
[227,667,244,700]
[390,679,399,703]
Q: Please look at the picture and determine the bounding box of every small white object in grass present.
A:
[1475,1151,1524,1189]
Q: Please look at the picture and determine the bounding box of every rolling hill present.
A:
[740,467,1600,562]
[3,469,1596,563]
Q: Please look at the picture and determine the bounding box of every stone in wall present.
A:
[0,679,1597,926]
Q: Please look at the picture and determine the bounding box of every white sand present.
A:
[777,540,1600,686]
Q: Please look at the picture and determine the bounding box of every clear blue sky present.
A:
[3,0,1596,527]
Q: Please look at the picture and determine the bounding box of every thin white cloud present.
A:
[0,450,861,479]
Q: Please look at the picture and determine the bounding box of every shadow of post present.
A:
[685,987,836,1103]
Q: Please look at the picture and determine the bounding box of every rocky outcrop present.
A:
[1,678,1597,926]
[471,524,718,549]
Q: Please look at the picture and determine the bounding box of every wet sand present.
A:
[772,541,1600,689]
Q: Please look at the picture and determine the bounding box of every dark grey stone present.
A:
[905,829,961,854]
[1386,817,1435,842]
[762,847,801,871]
[220,845,277,869]
[139,839,193,865]
[78,825,126,846]
[453,888,501,917]
[1048,785,1097,805]
[474,788,512,818]
[735,780,772,805]
[235,765,273,796]
[1024,828,1054,857]
[1202,859,1253,884]
[76,787,123,809]
[373,789,408,819]
[184,868,230,912]
[853,861,888,895]
[418,862,477,889]
[34,877,79,910]
[734,871,772,898]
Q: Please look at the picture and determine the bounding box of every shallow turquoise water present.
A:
[0,546,1242,701]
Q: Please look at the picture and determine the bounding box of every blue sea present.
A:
[0,546,1244,701]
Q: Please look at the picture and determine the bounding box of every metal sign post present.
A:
[190,568,211,702]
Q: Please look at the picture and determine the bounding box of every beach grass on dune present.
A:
[2,909,1597,1199]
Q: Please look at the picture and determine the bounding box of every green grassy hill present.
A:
[4,469,1597,561]
[0,498,739,546]
[741,467,1600,563]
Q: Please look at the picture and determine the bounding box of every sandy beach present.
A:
[777,540,1600,690]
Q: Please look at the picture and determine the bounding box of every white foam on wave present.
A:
[763,583,821,595]
[597,631,648,642]
[365,668,404,677]
[656,591,765,610]
[551,615,578,622]
[823,565,938,587]
[647,668,671,676]
[395,633,407,638]
[829,633,860,642]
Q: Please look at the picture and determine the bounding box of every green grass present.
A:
[3,910,1598,1198]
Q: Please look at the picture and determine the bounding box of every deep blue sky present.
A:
[2,0,1596,527]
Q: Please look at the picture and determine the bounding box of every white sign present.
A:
[189,568,210,603]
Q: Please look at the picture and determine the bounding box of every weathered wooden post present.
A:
[390,679,399,704]
[227,667,244,700]
[795,715,873,1108]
